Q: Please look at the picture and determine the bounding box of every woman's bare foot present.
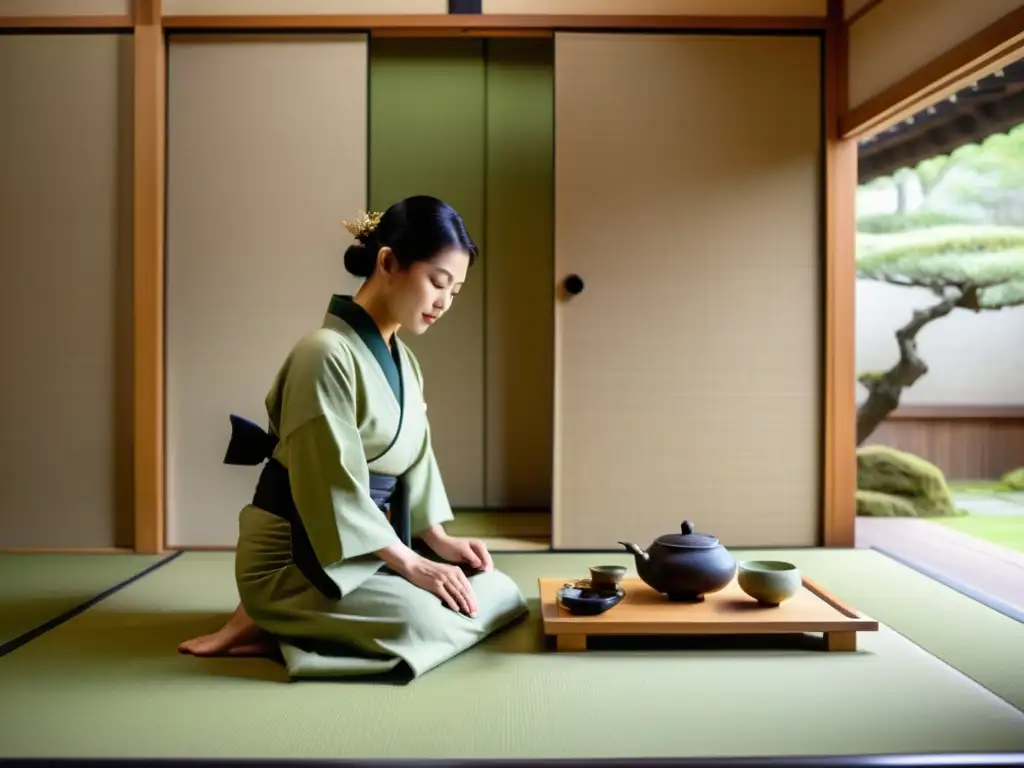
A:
[178,602,276,657]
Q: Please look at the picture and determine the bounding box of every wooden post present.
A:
[822,0,857,548]
[132,0,166,554]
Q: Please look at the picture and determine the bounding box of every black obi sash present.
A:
[224,415,410,602]
[222,296,412,601]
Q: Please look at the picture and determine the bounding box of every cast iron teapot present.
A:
[619,520,737,602]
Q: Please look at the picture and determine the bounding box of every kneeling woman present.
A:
[179,196,528,679]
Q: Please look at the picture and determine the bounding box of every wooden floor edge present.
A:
[870,546,1024,625]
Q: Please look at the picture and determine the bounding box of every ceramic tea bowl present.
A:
[589,564,627,591]
[737,560,801,606]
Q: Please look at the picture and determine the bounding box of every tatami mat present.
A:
[0,549,1022,760]
[780,547,1024,712]
[0,552,169,650]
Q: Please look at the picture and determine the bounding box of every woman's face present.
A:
[380,246,470,335]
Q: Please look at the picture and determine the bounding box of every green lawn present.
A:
[948,480,1003,494]
[930,515,1024,553]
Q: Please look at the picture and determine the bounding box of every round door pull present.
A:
[564,274,585,295]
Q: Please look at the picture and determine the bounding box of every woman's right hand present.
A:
[401,555,479,617]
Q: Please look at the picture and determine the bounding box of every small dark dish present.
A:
[557,586,625,616]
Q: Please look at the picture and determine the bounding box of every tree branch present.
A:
[856,284,977,445]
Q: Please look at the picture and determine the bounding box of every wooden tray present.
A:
[539,576,879,653]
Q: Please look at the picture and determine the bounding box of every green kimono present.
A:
[227,294,528,680]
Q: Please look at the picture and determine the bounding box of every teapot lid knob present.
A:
[680,521,694,535]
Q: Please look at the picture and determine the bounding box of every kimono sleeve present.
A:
[404,421,455,535]
[281,346,399,579]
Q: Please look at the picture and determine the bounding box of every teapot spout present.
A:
[618,541,649,562]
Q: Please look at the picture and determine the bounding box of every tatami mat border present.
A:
[0,551,184,660]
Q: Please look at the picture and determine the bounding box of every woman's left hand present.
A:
[428,534,494,573]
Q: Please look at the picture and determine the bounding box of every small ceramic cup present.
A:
[589,564,627,592]
[737,560,802,606]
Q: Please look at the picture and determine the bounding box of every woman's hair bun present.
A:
[343,243,376,278]
[340,196,478,281]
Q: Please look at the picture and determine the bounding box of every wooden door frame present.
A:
[1,1,1014,553]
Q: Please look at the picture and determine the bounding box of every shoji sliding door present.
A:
[0,34,133,548]
[164,34,369,546]
[552,33,824,550]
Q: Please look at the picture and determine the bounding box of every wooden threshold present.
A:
[160,13,826,32]
[822,0,856,548]
[840,4,1024,138]
[446,510,551,538]
[0,15,133,29]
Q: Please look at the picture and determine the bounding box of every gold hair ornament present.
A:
[342,210,383,240]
